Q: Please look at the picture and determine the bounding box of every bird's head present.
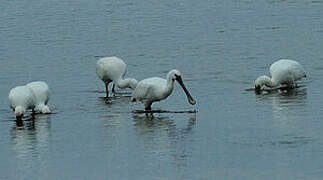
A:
[168,69,196,105]
[254,75,267,94]
[15,106,25,120]
[168,69,182,81]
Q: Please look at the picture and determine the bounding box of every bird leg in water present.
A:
[292,77,297,88]
[15,119,24,127]
[145,112,154,118]
[112,84,116,94]
[145,102,152,111]
[105,83,109,98]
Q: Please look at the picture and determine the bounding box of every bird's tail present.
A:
[36,104,51,114]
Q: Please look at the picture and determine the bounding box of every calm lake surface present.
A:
[1,0,323,179]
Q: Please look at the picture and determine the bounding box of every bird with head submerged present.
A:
[96,56,138,98]
[26,81,51,114]
[254,59,306,93]
[8,85,36,121]
[131,69,196,111]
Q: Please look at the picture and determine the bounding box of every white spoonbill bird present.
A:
[8,85,36,120]
[131,69,196,111]
[254,59,306,93]
[96,56,138,98]
[26,81,51,113]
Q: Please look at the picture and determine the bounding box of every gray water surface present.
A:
[1,0,323,179]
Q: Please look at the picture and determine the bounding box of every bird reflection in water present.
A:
[256,87,310,148]
[13,114,35,130]
[132,113,196,168]
[10,114,51,177]
[255,86,307,110]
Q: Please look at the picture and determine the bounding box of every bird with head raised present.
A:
[131,69,196,111]
[8,85,36,121]
[26,81,51,114]
[254,59,306,93]
[96,56,138,98]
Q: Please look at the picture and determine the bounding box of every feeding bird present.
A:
[26,81,51,114]
[254,59,306,93]
[131,69,196,111]
[8,85,36,120]
[96,56,138,98]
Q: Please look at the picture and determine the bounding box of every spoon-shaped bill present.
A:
[176,76,196,105]
[16,115,22,121]
[255,85,262,94]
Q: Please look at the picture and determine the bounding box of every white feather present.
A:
[26,81,51,113]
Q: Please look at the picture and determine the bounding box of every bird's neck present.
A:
[165,76,175,96]
[15,106,25,117]
[261,75,277,87]
[114,78,138,90]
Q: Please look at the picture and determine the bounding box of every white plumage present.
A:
[255,59,306,92]
[8,85,36,120]
[26,81,51,113]
[96,56,138,97]
[131,69,196,110]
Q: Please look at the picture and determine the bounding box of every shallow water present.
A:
[1,0,323,179]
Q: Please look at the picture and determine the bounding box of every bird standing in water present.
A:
[131,69,196,111]
[254,59,306,93]
[96,56,137,98]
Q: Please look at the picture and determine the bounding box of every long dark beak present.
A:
[16,115,22,121]
[255,85,262,94]
[15,118,24,127]
[176,76,196,105]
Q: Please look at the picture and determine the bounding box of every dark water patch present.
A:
[132,114,196,130]
[98,114,118,118]
[247,84,307,94]
[231,134,313,149]
[99,110,135,114]
[255,26,284,31]
[254,86,307,99]
[82,89,132,95]
[93,55,105,58]
[133,109,198,114]
[97,96,133,104]
[267,136,313,148]
[132,114,176,131]
[309,0,323,4]
[314,66,323,70]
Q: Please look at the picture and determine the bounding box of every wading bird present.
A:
[131,69,196,111]
[254,59,306,93]
[96,56,137,98]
